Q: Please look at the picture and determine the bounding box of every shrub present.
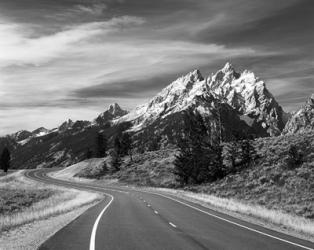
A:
[285,145,303,169]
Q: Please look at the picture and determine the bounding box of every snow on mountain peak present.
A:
[94,103,128,125]
[208,63,285,135]
[221,62,234,73]
[32,127,50,137]
[107,103,128,117]
[117,63,286,136]
[116,69,211,130]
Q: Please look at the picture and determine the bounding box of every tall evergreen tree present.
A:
[286,145,303,169]
[1,147,11,173]
[96,132,107,158]
[174,109,225,185]
[174,137,194,185]
[86,148,93,159]
[121,132,132,158]
[239,138,257,169]
[111,150,121,172]
[224,141,238,173]
[114,134,122,156]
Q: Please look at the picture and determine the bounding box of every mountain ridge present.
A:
[115,62,287,137]
[1,62,309,169]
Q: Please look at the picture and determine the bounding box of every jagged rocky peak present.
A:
[221,61,235,73]
[117,62,287,137]
[59,119,74,132]
[95,103,128,125]
[283,93,314,135]
[107,103,128,117]
[207,62,286,136]
[148,69,206,108]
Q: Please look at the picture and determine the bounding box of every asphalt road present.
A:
[25,169,314,250]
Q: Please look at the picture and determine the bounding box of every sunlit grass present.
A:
[0,171,101,232]
[154,188,314,237]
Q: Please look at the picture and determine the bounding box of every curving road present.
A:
[25,169,314,250]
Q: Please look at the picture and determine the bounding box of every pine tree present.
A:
[96,133,107,158]
[286,145,303,169]
[121,132,132,159]
[239,139,257,169]
[101,161,109,175]
[111,150,121,172]
[1,147,11,173]
[224,140,239,173]
[86,148,93,159]
[174,109,226,185]
[174,138,194,185]
[211,144,225,179]
[114,134,122,156]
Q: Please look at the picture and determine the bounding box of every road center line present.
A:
[90,194,114,250]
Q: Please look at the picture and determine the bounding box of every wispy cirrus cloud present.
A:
[0,15,145,66]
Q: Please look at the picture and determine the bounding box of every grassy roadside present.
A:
[0,171,102,249]
[145,187,314,242]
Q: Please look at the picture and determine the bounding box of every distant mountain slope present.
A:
[0,104,129,169]
[283,94,314,134]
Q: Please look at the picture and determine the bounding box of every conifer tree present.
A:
[239,138,257,169]
[286,145,303,169]
[96,132,107,158]
[114,134,122,156]
[174,109,227,185]
[86,148,93,159]
[111,150,121,172]
[0,147,10,173]
[121,132,132,159]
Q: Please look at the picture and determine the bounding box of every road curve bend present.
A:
[25,169,314,250]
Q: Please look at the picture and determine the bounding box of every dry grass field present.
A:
[0,171,101,233]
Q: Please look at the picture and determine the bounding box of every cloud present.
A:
[75,3,108,16]
[0,15,145,66]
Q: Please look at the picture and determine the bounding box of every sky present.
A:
[0,0,313,135]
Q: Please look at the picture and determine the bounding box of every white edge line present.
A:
[169,222,177,228]
[89,194,114,250]
[140,190,313,250]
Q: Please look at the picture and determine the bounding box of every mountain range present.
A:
[0,62,312,169]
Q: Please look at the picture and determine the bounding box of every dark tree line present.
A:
[111,132,133,172]
[85,132,108,159]
[0,147,11,173]
[84,129,133,174]
[174,110,258,186]
[96,133,108,158]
